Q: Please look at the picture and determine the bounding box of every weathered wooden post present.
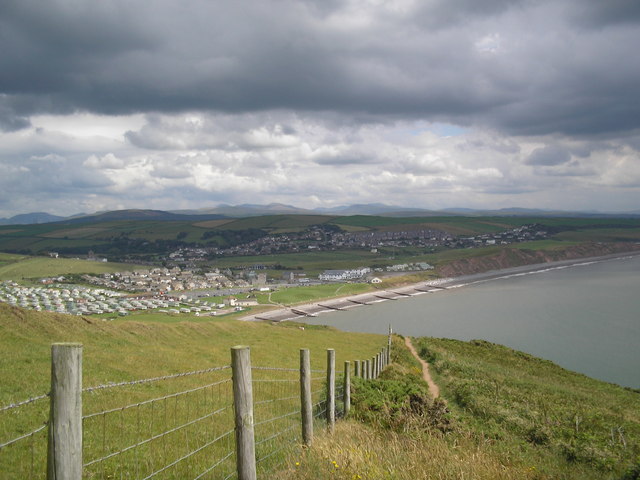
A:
[231,346,256,480]
[343,361,351,417]
[326,349,335,432]
[372,355,378,379]
[364,359,370,380]
[47,343,83,480]
[300,349,313,446]
[355,359,361,378]
[387,324,392,364]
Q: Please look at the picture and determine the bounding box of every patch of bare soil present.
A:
[404,337,440,399]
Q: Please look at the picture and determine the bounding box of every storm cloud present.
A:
[0,0,639,216]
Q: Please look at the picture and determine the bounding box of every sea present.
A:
[303,254,640,388]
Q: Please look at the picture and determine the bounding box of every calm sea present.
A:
[303,254,640,388]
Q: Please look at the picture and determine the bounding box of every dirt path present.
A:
[404,337,440,399]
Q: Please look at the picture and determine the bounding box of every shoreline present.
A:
[239,251,640,323]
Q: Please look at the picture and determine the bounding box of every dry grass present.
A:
[273,420,540,480]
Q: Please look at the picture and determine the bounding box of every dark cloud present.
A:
[526,145,572,166]
[570,0,640,28]
[0,0,637,140]
[312,154,375,166]
[0,103,30,131]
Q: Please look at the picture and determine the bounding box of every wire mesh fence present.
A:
[0,342,390,480]
[82,365,235,480]
[0,392,49,479]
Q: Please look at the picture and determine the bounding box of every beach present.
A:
[240,251,640,323]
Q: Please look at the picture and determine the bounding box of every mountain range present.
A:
[1,204,639,226]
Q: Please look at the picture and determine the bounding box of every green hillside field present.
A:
[2,214,639,256]
[1,304,639,479]
[278,336,640,480]
[0,253,147,281]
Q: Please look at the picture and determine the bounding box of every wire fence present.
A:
[0,342,390,480]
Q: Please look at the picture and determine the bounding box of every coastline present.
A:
[239,251,640,323]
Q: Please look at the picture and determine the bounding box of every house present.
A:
[319,267,371,281]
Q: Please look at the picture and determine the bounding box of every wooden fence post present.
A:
[47,343,83,480]
[372,355,377,379]
[343,361,351,417]
[231,346,256,480]
[388,324,392,364]
[300,349,313,446]
[364,360,369,380]
[355,360,361,378]
[326,349,335,433]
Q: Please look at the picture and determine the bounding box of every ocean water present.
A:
[303,254,640,388]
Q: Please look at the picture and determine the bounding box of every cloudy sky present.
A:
[1,0,639,217]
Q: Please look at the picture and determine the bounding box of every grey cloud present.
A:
[0,104,30,131]
[312,154,375,166]
[0,0,637,140]
[569,0,640,28]
[526,145,572,166]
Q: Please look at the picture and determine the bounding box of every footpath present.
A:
[404,337,440,399]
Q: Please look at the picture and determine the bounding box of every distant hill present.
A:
[60,209,228,224]
[173,203,314,217]
[3,204,640,226]
[0,212,66,225]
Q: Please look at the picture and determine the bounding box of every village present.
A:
[168,224,548,263]
[0,224,549,317]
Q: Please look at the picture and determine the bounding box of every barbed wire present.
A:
[83,365,231,393]
[0,393,49,413]
[0,423,47,450]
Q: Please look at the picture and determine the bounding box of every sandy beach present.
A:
[239,251,640,323]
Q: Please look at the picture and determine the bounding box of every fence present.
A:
[1,339,392,480]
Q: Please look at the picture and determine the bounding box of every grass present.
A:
[0,256,147,281]
[256,283,374,306]
[0,303,385,479]
[274,335,640,480]
[412,337,640,479]
[0,304,384,402]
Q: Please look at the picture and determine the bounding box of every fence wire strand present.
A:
[83,365,231,393]
[0,393,49,413]
[2,345,389,479]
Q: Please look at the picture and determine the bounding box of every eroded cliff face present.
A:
[435,242,640,278]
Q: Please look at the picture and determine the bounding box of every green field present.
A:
[256,283,374,306]
[2,300,640,479]
[2,214,639,256]
[283,336,640,480]
[0,254,147,281]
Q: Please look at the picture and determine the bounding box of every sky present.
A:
[1,0,639,217]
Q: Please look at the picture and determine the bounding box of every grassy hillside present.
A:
[0,303,383,404]
[3,214,639,256]
[277,336,640,479]
[2,303,640,479]
[0,253,146,281]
